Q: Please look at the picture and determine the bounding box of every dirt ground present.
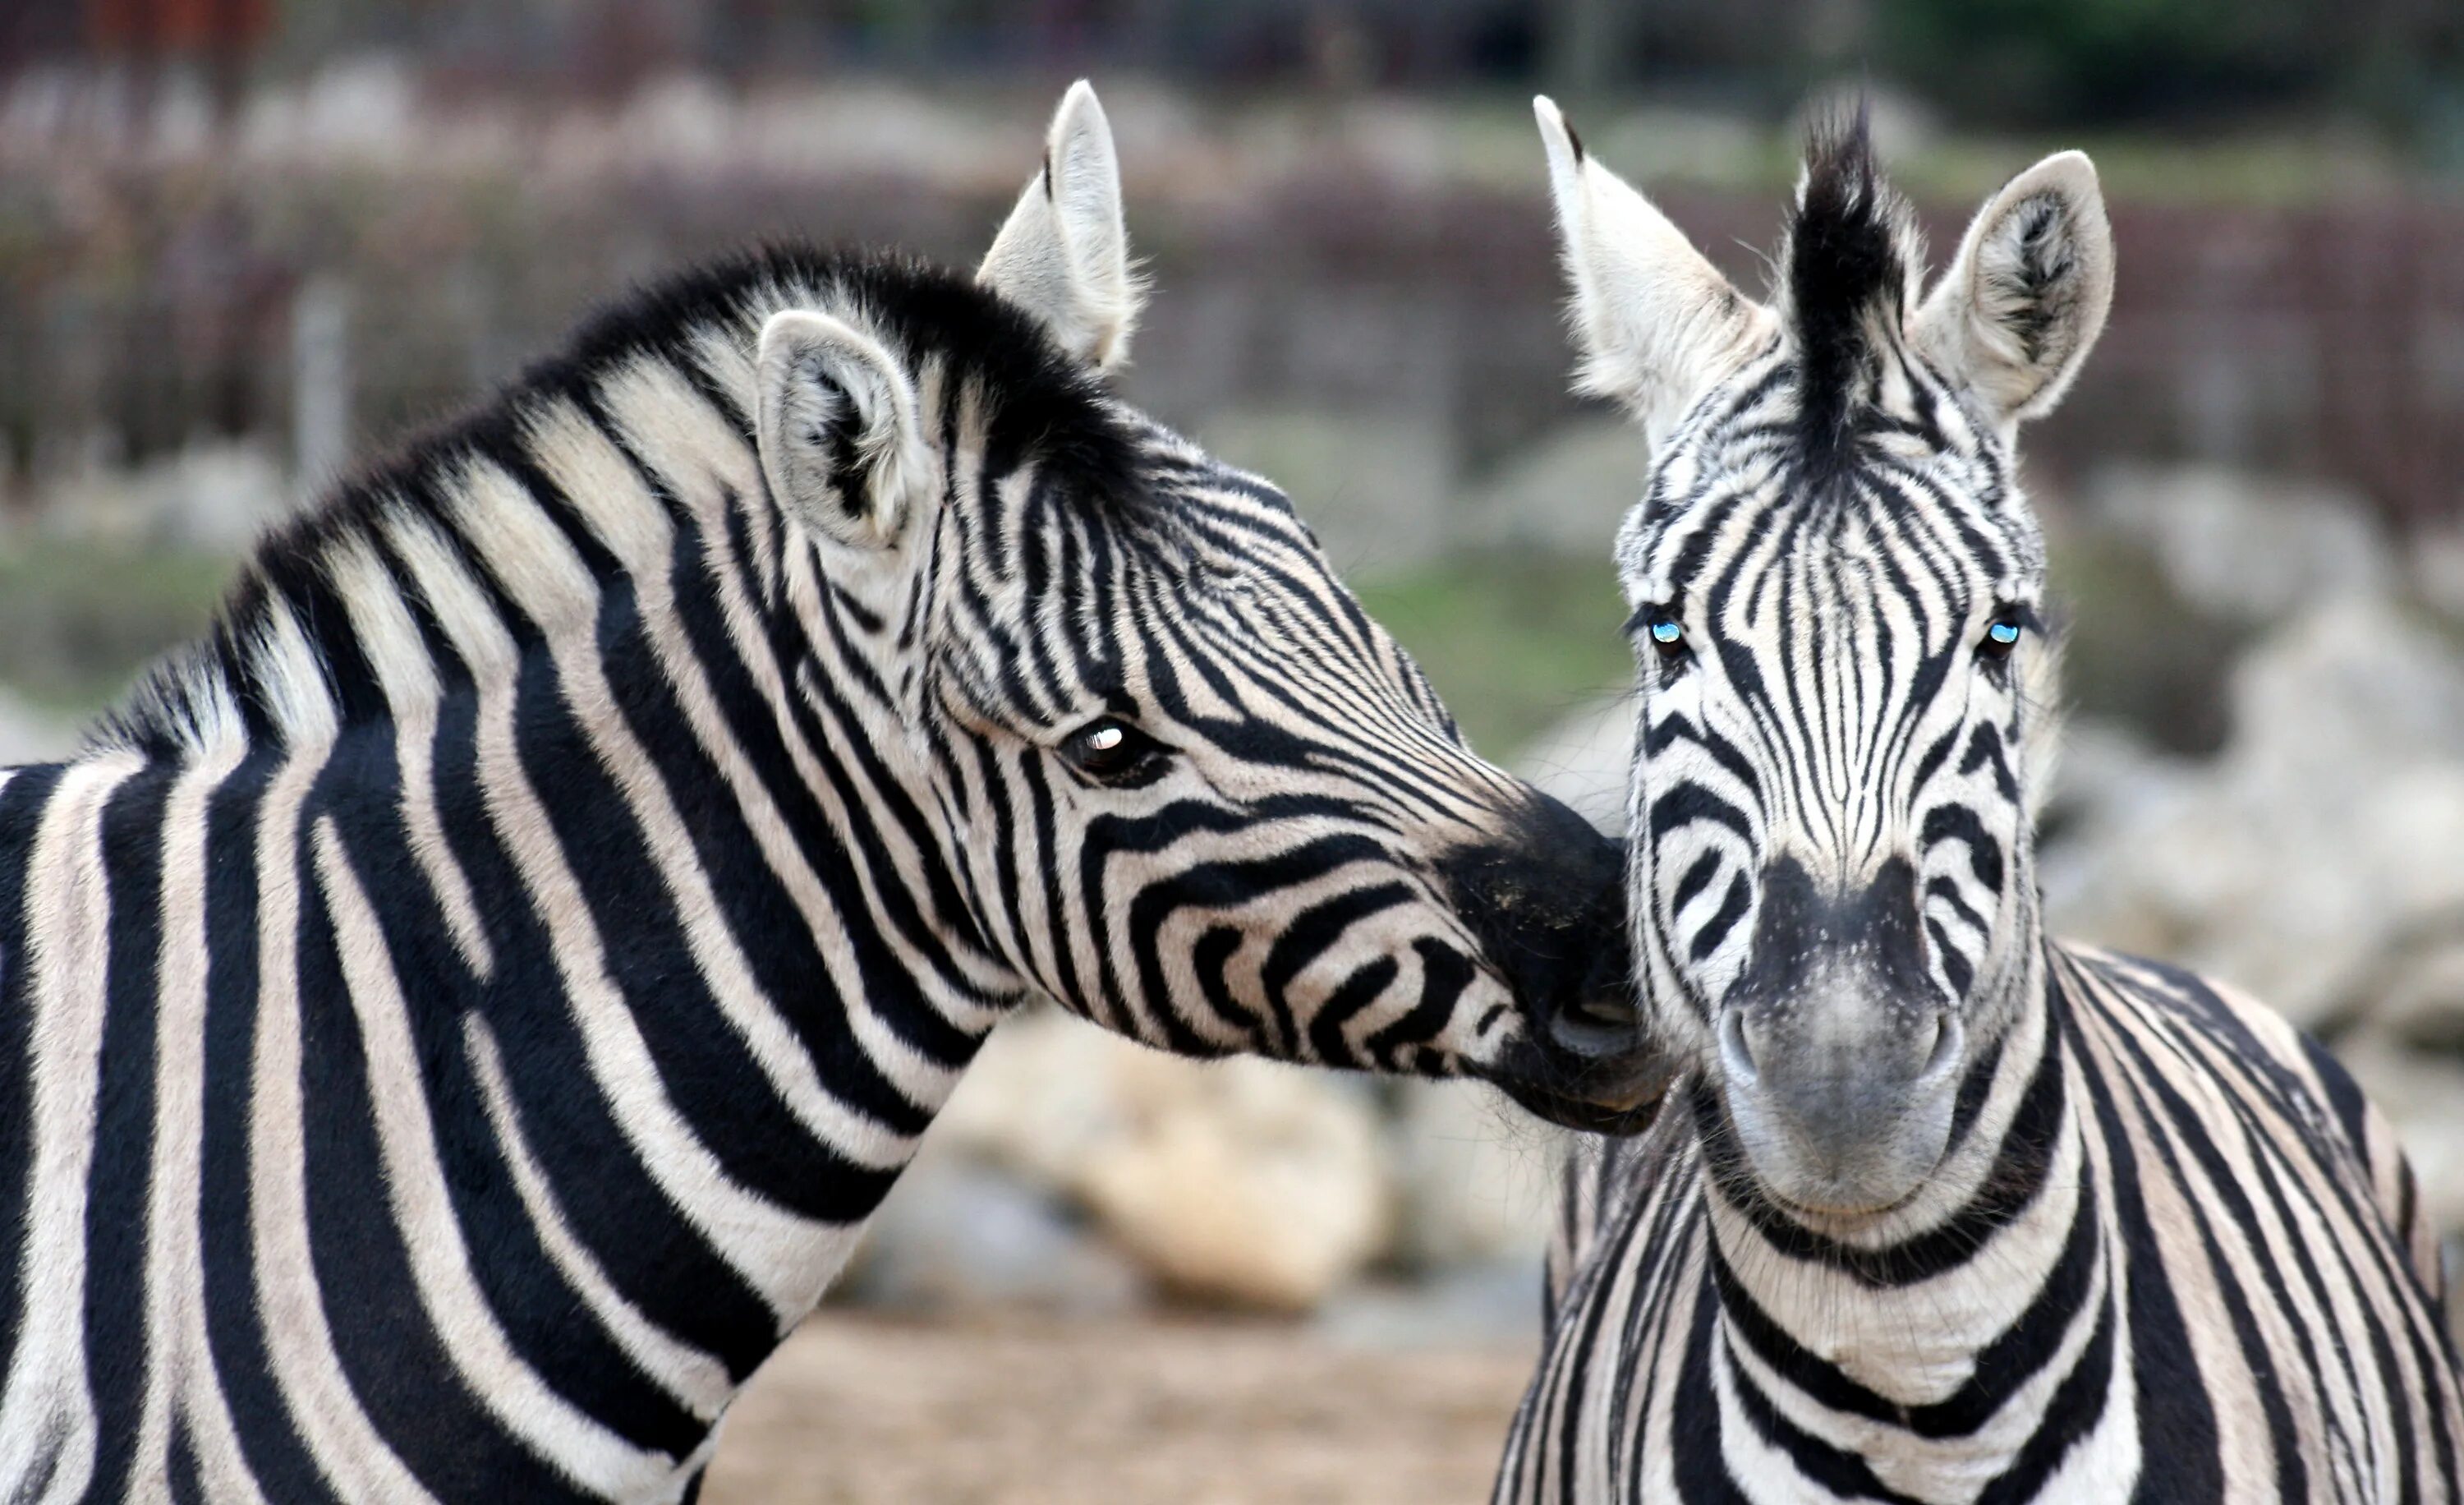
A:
[698,1314,1539,1503]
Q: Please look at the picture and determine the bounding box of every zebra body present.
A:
[0,86,1658,1503]
[1506,945,2455,1502]
[1496,102,2462,1502]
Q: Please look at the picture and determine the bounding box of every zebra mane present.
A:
[91,244,1147,761]
[1779,104,1925,485]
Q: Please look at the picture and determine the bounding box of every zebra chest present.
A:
[1639,1236,2141,1504]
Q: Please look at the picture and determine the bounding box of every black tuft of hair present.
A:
[1785,101,1913,482]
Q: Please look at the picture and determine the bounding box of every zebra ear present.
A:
[1915,151,2114,426]
[978,80,1143,374]
[755,310,931,551]
[1536,95,1771,449]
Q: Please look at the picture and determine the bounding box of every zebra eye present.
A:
[1645,616,1686,659]
[1979,613,2025,661]
[1060,717,1169,786]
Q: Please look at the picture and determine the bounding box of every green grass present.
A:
[1351,551,1634,762]
[0,540,235,719]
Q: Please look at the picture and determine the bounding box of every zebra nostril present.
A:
[1919,1011,1965,1083]
[1719,1009,1758,1085]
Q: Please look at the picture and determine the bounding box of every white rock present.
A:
[2083,463,2391,622]
[931,1008,1395,1312]
[2048,598,2464,1027]
[1073,1055,1392,1312]
[1385,1079,1563,1270]
[1511,696,1630,835]
[840,1153,1147,1317]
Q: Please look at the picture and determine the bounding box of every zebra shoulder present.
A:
[2062,941,2445,1310]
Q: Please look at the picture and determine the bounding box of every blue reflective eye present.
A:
[1988,621,2021,646]
[1650,619,1684,646]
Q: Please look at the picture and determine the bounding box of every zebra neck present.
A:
[315,358,1018,1309]
[1699,956,2102,1419]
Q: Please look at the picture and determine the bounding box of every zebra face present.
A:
[742,85,1665,1127]
[1537,102,2112,1209]
[931,432,1653,1111]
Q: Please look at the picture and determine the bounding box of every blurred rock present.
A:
[40,442,289,552]
[2083,463,2391,622]
[1314,1259,1545,1350]
[841,1155,1147,1317]
[1587,108,1769,189]
[1512,695,1629,835]
[1385,1080,1561,1271]
[2365,937,2464,1054]
[2410,525,2464,619]
[932,1009,1395,1313]
[1073,1055,1392,1313]
[0,689,79,766]
[1198,407,1455,573]
[2047,598,2464,1027]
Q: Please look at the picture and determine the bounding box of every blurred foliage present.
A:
[0,540,228,716]
[1872,0,2455,132]
[1352,551,1631,761]
[6,0,2456,149]
[2044,528,2250,757]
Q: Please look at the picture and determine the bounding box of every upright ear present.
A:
[1914,151,2114,427]
[755,310,931,551]
[1535,95,1771,449]
[977,80,1143,373]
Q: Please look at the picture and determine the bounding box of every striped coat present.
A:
[1497,97,2461,1502]
[0,85,1662,1502]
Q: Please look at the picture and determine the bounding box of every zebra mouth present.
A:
[1483,1010,1676,1134]
[1490,1072,1671,1135]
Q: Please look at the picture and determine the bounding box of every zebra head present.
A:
[1536,102,2113,1209]
[745,85,1663,1127]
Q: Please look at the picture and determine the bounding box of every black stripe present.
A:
[84,766,174,1501]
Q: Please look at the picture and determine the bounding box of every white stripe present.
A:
[384,508,842,1323]
[130,746,268,1503]
[0,756,140,1502]
[246,749,434,1503]
[462,1014,733,1420]
[310,817,674,1496]
[324,533,496,980]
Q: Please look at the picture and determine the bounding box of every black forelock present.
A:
[1784,103,1915,486]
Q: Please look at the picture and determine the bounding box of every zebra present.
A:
[0,83,1668,1503]
[1496,99,2464,1503]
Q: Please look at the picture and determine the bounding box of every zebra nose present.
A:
[1918,1010,1965,1084]
[1718,1006,1759,1084]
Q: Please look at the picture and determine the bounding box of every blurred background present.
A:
[2,1,2462,1498]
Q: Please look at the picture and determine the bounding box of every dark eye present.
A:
[1060,717,1169,786]
[1978,610,2025,661]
